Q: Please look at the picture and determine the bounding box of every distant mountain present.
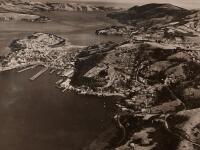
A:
[0,12,49,22]
[47,2,121,12]
[0,1,51,12]
[0,0,122,13]
[108,3,197,28]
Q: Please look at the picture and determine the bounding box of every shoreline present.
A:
[0,64,125,100]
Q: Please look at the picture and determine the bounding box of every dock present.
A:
[56,79,63,85]
[62,88,67,93]
[18,64,38,73]
[30,67,48,81]
[57,70,62,75]
[55,85,61,88]
[50,69,56,74]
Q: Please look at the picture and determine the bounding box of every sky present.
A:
[69,0,200,9]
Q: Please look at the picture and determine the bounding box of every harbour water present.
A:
[0,67,116,150]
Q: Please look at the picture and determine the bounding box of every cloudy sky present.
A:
[69,0,200,9]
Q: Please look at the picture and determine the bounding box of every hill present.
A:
[0,0,121,13]
[108,3,195,28]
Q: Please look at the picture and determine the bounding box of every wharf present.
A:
[50,69,56,74]
[18,64,38,73]
[62,88,67,93]
[57,70,62,75]
[30,67,48,81]
[56,79,63,85]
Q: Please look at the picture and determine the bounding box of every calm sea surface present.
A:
[0,67,116,150]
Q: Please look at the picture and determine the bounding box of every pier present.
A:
[17,64,38,73]
[62,88,67,93]
[50,69,56,74]
[57,70,62,75]
[30,67,48,81]
[56,79,63,85]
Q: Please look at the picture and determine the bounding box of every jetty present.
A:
[30,67,48,81]
[17,64,38,73]
[50,69,56,74]
[57,70,62,75]
[62,88,67,93]
[56,79,63,85]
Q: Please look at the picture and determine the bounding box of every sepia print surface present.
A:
[0,0,200,149]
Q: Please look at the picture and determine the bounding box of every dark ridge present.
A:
[128,3,188,12]
[107,3,193,27]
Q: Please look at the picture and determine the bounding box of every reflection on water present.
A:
[0,11,123,55]
[0,68,116,150]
